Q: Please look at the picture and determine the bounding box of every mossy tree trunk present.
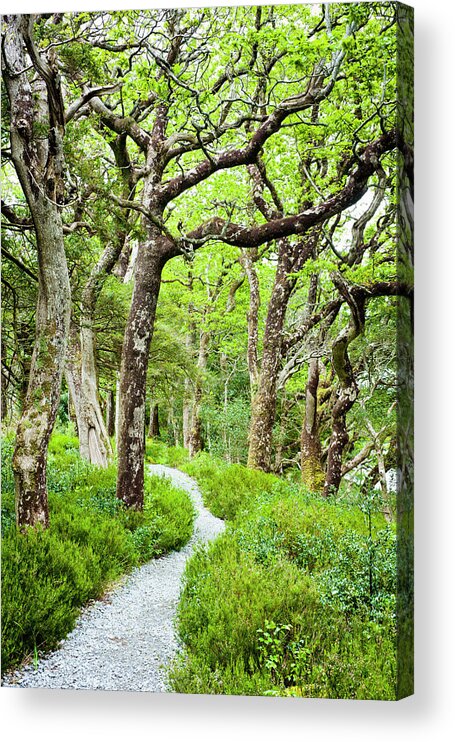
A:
[66,319,112,468]
[106,388,115,438]
[301,359,325,491]
[115,143,172,508]
[323,275,365,497]
[247,236,316,472]
[3,16,71,528]
[247,268,291,471]
[188,330,209,457]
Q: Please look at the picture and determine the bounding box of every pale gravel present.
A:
[2,465,224,692]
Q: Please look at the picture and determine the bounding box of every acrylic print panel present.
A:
[1,2,413,700]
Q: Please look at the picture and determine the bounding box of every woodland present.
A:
[1,3,413,699]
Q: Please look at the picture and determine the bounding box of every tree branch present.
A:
[181,131,397,249]
[1,246,38,281]
[65,83,123,123]
[158,44,355,204]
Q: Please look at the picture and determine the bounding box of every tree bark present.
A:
[148,401,160,438]
[188,330,209,457]
[3,16,71,528]
[66,322,112,467]
[106,388,115,437]
[301,359,325,491]
[247,249,293,471]
[247,235,315,471]
[239,248,260,396]
[116,209,170,508]
[323,275,365,497]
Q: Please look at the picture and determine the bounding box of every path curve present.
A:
[2,466,224,691]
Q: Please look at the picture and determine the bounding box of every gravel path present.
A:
[2,465,224,692]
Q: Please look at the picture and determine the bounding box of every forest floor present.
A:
[2,466,224,692]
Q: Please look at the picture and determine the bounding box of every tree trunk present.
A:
[65,321,112,468]
[116,214,170,508]
[3,16,71,528]
[12,199,70,530]
[74,235,130,466]
[301,359,324,491]
[324,414,351,498]
[106,388,115,437]
[247,280,291,470]
[323,275,365,497]
[247,243,295,471]
[239,248,260,397]
[148,402,160,438]
[188,330,209,457]
[71,323,112,467]
[247,234,316,471]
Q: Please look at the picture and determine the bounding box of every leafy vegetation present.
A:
[1,434,194,672]
[182,453,279,520]
[145,439,190,469]
[170,457,397,699]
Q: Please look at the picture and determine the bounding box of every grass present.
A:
[1,434,195,673]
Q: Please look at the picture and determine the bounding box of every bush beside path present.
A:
[2,466,224,691]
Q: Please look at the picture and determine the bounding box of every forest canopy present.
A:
[1,2,413,523]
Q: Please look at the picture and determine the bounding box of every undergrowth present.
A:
[181,451,279,520]
[145,439,189,468]
[1,434,194,673]
[169,453,398,700]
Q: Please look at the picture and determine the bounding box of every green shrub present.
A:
[170,456,397,699]
[1,434,195,673]
[177,533,317,667]
[182,453,278,520]
[2,527,101,669]
[120,474,194,561]
[145,439,189,468]
[47,433,79,456]
[169,653,274,697]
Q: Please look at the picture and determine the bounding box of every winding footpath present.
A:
[2,466,225,692]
